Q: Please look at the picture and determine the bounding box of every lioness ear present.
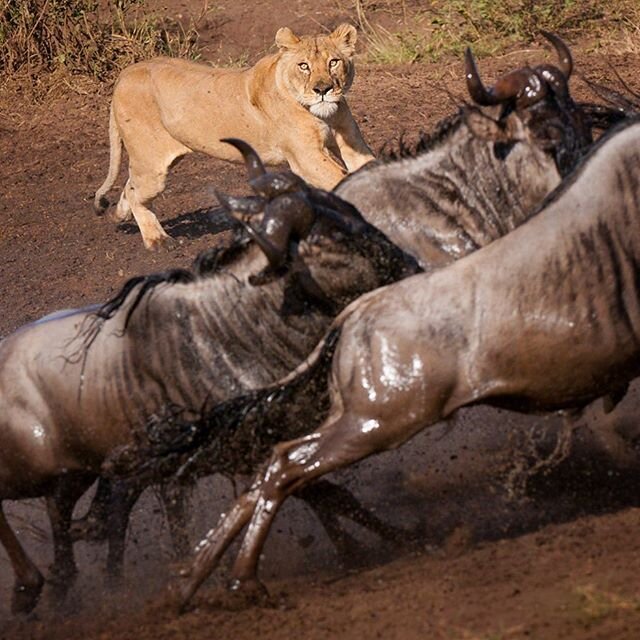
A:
[330,23,357,57]
[275,27,301,51]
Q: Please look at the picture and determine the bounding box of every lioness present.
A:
[94,23,375,249]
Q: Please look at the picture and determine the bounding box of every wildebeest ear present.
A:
[276,27,301,50]
[331,23,358,57]
[464,109,513,142]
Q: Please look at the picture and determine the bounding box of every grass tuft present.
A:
[355,0,640,63]
[575,584,640,624]
[0,0,211,88]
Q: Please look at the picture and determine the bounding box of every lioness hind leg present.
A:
[112,185,133,222]
[117,116,190,249]
[125,179,174,250]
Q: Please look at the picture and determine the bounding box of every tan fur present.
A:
[94,23,374,250]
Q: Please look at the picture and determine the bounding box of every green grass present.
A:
[356,0,640,63]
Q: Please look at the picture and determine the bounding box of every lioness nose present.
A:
[313,82,333,96]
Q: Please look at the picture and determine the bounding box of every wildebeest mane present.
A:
[95,228,251,327]
[379,108,465,162]
[72,228,252,359]
[104,328,342,483]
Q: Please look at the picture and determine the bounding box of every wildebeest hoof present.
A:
[165,575,198,615]
[11,578,44,616]
[227,577,274,608]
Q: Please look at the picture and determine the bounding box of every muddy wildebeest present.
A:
[0,166,419,615]
[168,116,640,607]
[74,33,593,572]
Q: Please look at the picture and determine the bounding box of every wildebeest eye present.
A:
[298,62,310,72]
[329,59,340,69]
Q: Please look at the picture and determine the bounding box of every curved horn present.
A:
[242,222,284,269]
[536,64,570,101]
[540,30,572,78]
[494,68,547,107]
[464,47,501,106]
[221,138,266,180]
[249,171,307,198]
[215,191,266,215]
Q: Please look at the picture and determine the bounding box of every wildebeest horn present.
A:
[241,221,284,268]
[215,191,266,215]
[493,69,546,107]
[465,48,501,106]
[540,30,572,78]
[466,47,544,108]
[221,138,266,180]
[536,64,570,101]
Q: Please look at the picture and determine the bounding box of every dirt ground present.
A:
[2,1,640,638]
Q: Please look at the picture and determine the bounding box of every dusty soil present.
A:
[2,1,640,638]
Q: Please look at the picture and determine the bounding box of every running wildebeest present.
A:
[170,115,640,608]
[75,31,593,562]
[0,163,419,615]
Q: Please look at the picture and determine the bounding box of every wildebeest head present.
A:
[464,32,591,176]
[215,139,420,314]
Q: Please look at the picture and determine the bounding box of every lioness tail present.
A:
[94,103,122,214]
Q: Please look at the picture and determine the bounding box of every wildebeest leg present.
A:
[69,476,112,543]
[176,411,415,607]
[105,479,144,578]
[173,487,262,608]
[295,482,360,562]
[159,481,192,559]
[295,479,416,563]
[46,473,94,603]
[225,422,386,596]
[0,502,44,615]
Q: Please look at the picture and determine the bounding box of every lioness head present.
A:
[275,23,358,120]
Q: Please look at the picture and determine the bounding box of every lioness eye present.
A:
[298,62,310,71]
[329,59,340,68]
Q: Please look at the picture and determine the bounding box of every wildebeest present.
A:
[0,160,418,615]
[170,116,640,607]
[73,32,594,571]
[335,31,591,266]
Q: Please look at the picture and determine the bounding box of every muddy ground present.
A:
[2,1,640,638]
